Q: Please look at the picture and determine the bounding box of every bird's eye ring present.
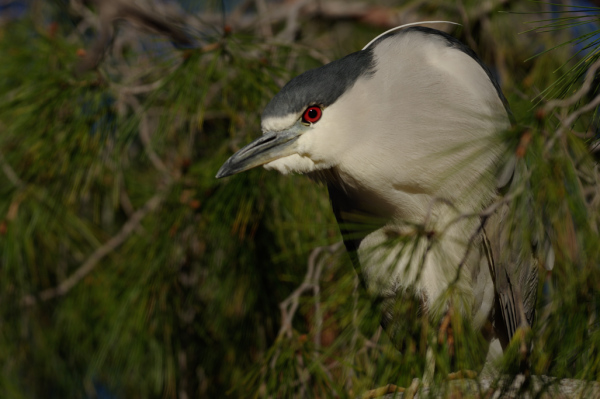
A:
[302,106,322,124]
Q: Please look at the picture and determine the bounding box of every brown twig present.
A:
[346,273,360,391]
[117,79,166,95]
[270,242,342,372]
[0,150,24,188]
[544,59,600,151]
[544,59,600,112]
[277,242,342,339]
[254,0,273,39]
[440,184,526,238]
[125,95,174,180]
[71,0,192,74]
[21,190,167,306]
[361,384,405,399]
[275,0,312,43]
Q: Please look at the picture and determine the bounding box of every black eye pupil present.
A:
[308,109,317,118]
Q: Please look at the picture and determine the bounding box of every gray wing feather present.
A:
[483,202,538,349]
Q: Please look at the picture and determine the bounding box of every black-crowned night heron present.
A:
[217,24,538,368]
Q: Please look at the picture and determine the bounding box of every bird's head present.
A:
[215,47,376,179]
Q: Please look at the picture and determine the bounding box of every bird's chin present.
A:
[264,154,318,175]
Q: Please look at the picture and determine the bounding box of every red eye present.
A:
[302,106,322,124]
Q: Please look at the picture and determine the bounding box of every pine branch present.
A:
[268,241,342,377]
[0,149,24,188]
[21,189,168,307]
[71,0,192,73]
[125,94,174,181]
[544,59,600,151]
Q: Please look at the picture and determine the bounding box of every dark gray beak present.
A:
[216,128,302,178]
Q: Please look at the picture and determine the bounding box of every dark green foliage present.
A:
[0,14,336,398]
[1,2,600,398]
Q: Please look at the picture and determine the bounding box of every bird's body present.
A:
[217,25,537,360]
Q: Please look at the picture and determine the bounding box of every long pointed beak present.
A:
[216,128,301,178]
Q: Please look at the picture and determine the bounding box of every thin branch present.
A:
[0,150,24,188]
[125,95,174,180]
[439,184,526,237]
[312,252,325,352]
[72,0,192,73]
[119,179,135,216]
[139,111,173,179]
[199,1,456,37]
[544,58,600,112]
[346,273,360,391]
[117,79,166,95]
[275,0,313,42]
[254,0,273,38]
[543,59,600,151]
[546,90,600,152]
[21,190,167,306]
[451,215,489,285]
[277,242,342,339]
[423,196,461,230]
[270,242,342,370]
